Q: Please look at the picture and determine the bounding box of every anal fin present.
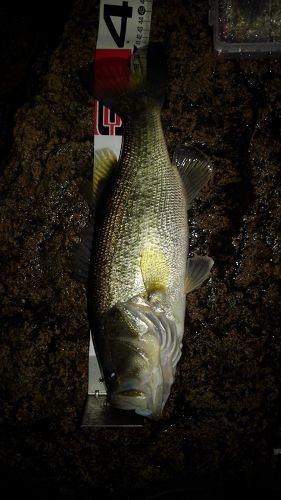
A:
[173,143,212,209]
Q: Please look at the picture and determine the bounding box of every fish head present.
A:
[101,296,181,419]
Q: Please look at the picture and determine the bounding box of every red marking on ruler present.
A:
[103,106,122,135]
[93,48,131,136]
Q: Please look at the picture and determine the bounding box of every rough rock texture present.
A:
[0,0,281,497]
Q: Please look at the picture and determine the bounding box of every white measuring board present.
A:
[87,0,153,403]
[93,0,153,157]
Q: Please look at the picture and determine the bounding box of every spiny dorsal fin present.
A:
[72,148,117,283]
[185,255,214,293]
[72,220,94,283]
[173,143,212,209]
[93,148,117,200]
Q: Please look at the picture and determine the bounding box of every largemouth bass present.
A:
[76,45,213,418]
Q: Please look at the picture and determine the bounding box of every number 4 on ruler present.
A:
[104,1,133,48]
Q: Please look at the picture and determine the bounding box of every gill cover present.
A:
[102,296,181,418]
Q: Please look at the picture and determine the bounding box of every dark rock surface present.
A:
[0,0,280,497]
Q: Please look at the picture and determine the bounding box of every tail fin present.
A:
[94,43,167,118]
[146,43,167,108]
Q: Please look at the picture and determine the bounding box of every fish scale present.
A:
[92,108,188,318]
[81,46,213,417]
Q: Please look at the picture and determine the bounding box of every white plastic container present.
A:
[209,0,281,55]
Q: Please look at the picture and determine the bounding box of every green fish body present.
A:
[83,47,213,418]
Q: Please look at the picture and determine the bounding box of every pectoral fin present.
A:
[140,248,169,295]
[173,143,212,209]
[185,255,214,293]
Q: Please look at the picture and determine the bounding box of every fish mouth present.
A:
[110,367,164,419]
[110,390,149,415]
[111,389,163,419]
[104,296,182,419]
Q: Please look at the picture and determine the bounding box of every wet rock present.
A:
[0,0,280,497]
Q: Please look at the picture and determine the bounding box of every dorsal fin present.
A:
[72,148,117,283]
[93,148,117,201]
[72,220,94,283]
